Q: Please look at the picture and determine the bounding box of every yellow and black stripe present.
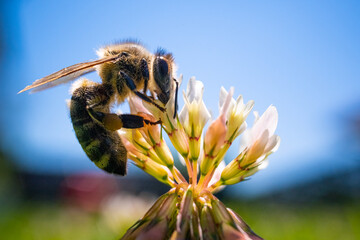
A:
[70,81,127,175]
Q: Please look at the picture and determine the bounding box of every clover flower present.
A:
[119,77,279,239]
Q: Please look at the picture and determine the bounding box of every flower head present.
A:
[119,77,278,239]
[219,106,280,185]
[179,77,211,162]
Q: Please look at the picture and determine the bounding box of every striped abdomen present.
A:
[70,81,127,175]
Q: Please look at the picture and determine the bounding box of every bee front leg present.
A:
[173,78,179,119]
[119,71,166,112]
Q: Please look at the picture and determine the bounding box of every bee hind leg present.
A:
[70,80,128,175]
[88,109,161,131]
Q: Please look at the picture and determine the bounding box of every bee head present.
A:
[153,50,175,105]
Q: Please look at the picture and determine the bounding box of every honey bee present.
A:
[19,41,179,176]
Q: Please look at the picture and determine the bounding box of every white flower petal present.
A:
[209,160,226,187]
[219,87,236,113]
[186,77,204,102]
[237,121,247,137]
[253,111,260,123]
[236,95,244,106]
[257,158,269,170]
[252,105,278,140]
[177,152,186,166]
[239,129,251,153]
[219,87,228,108]
[179,104,189,125]
[219,87,234,121]
[199,101,211,125]
[243,100,255,117]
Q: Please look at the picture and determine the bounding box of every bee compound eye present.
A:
[153,57,171,104]
[157,58,169,76]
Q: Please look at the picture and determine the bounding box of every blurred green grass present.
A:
[225,200,360,240]
[0,200,359,240]
[0,203,120,240]
[1,151,360,240]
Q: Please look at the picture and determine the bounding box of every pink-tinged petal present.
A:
[219,87,236,115]
[219,87,234,122]
[243,130,269,164]
[204,118,227,153]
[264,134,280,153]
[128,96,150,115]
[252,105,278,140]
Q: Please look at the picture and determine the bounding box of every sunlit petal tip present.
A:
[219,87,234,120]
[258,159,269,170]
[270,135,281,153]
[199,101,211,123]
[186,77,205,102]
[219,86,228,108]
[236,94,244,104]
[177,74,183,85]
[253,111,260,123]
[244,100,255,116]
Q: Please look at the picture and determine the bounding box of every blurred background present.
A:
[1,1,360,239]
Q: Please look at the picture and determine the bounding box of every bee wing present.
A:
[18,54,120,94]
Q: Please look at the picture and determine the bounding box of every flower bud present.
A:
[200,205,219,239]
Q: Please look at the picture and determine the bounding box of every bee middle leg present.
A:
[119,71,166,112]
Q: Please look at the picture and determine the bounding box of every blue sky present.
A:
[1,1,360,196]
